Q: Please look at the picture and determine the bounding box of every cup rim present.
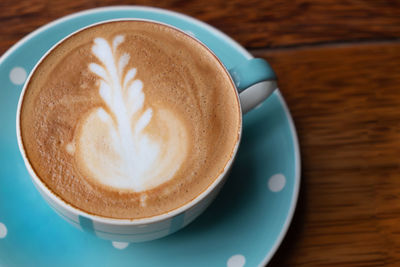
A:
[16,18,243,225]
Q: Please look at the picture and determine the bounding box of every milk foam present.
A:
[71,35,188,192]
[21,21,241,219]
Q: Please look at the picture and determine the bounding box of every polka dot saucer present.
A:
[0,6,300,267]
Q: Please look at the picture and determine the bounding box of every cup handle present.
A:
[228,58,277,114]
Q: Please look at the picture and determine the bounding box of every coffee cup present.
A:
[16,19,277,242]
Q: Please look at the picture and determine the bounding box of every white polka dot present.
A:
[112,241,129,249]
[0,222,7,239]
[9,67,27,85]
[227,254,246,267]
[185,30,196,37]
[268,173,286,192]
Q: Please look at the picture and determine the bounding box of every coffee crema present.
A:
[20,21,241,219]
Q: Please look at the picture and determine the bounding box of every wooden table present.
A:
[1,1,400,266]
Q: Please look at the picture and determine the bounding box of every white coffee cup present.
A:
[16,19,277,242]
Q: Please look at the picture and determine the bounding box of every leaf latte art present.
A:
[20,21,241,219]
[67,35,188,192]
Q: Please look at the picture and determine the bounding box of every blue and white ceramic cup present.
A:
[16,19,277,242]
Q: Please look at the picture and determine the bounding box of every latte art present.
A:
[68,35,188,192]
[20,21,240,219]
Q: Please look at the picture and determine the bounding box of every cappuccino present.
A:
[19,21,240,219]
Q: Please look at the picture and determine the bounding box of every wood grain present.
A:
[1,0,400,54]
[254,42,400,266]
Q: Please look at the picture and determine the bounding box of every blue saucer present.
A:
[0,6,300,266]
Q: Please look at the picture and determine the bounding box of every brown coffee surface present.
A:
[20,21,241,219]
